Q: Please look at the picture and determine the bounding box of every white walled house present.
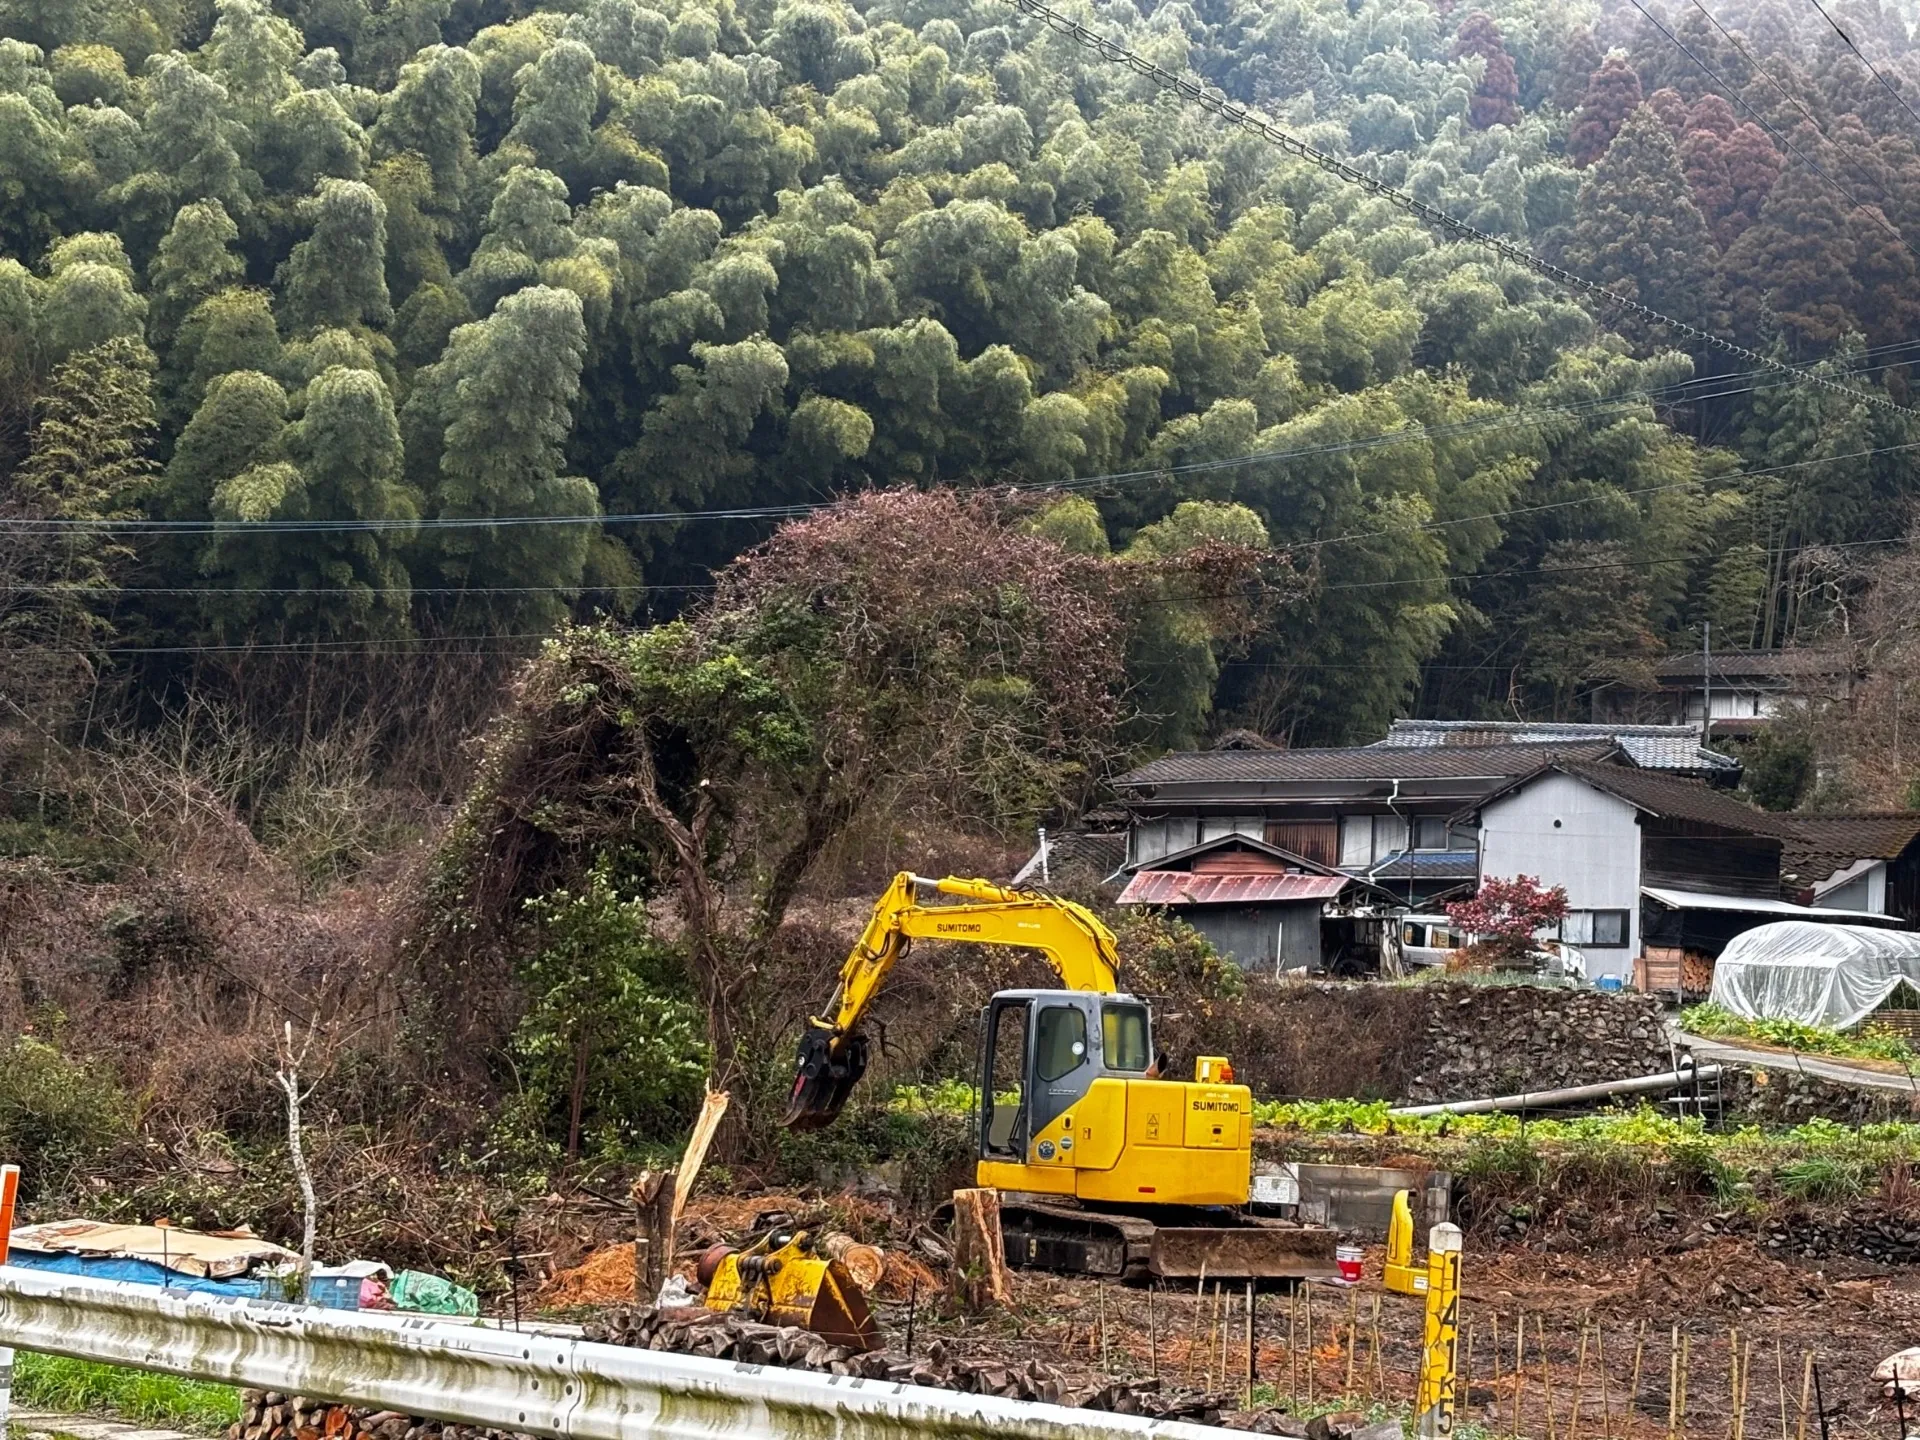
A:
[1462,761,1896,988]
[1475,770,1645,977]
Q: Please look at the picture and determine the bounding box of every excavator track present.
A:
[995,1195,1340,1283]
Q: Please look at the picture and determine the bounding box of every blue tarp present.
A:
[8,1250,269,1298]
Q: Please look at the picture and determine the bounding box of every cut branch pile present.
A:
[583,1305,1225,1421]
[228,1393,530,1440]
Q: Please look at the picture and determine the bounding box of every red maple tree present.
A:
[1445,875,1570,967]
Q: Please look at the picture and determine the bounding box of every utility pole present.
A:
[1701,620,1712,747]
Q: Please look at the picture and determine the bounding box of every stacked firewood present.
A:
[583,1305,1223,1422]
[228,1392,529,1440]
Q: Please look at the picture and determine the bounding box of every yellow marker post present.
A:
[1415,1222,1463,1440]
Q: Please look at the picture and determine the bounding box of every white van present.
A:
[1399,914,1463,968]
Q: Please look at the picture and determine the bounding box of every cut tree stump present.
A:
[633,1169,675,1305]
[949,1188,1012,1310]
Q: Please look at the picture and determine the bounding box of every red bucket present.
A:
[1334,1243,1363,1284]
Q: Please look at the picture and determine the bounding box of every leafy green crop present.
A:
[1679,1003,1918,1064]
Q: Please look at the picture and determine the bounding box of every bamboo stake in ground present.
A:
[1464,1321,1475,1422]
[1098,1283,1110,1375]
[1513,1313,1527,1440]
[1245,1280,1257,1407]
[1149,1285,1159,1382]
[1669,1327,1682,1440]
[1629,1322,1648,1438]
[1206,1283,1223,1394]
[1679,1332,1692,1440]
[1371,1294,1385,1401]
[1735,1328,1751,1440]
[1775,1332,1788,1440]
[1597,1321,1613,1440]
[1540,1313,1558,1440]
[1493,1311,1503,1387]
[1304,1282,1316,1403]
[1796,1352,1812,1440]
[1568,1315,1590,1440]
[1345,1286,1359,1396]
[1188,1263,1209,1390]
[1289,1288,1299,1401]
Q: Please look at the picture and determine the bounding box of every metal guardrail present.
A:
[0,1266,1232,1440]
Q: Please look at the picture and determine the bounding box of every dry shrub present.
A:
[1156,980,1424,1101]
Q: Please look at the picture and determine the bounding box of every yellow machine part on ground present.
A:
[702,1230,882,1352]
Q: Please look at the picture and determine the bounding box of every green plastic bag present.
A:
[388,1269,479,1317]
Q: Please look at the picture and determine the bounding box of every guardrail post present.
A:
[1414,1222,1462,1440]
[0,1163,21,1431]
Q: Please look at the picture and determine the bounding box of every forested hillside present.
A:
[4,0,1920,754]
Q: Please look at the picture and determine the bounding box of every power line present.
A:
[1004,0,1919,418]
[1628,0,1920,264]
[1322,518,1917,594]
[1804,0,1920,142]
[8,341,1915,541]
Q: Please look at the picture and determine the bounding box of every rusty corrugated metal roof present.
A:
[1117,871,1351,906]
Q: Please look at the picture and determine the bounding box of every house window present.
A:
[1201,815,1263,843]
[1372,815,1409,859]
[1561,909,1630,947]
[1414,817,1449,851]
[1339,815,1372,868]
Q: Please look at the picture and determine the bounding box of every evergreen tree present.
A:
[205,364,416,638]
[504,38,596,185]
[160,367,288,518]
[1551,25,1602,111]
[1569,55,1644,167]
[8,334,157,662]
[277,178,393,334]
[1452,13,1519,130]
[146,200,243,348]
[406,284,596,630]
[1679,97,1783,247]
[138,53,255,221]
[1722,125,1862,353]
[38,232,147,363]
[1563,106,1725,346]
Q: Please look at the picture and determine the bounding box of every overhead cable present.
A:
[1003,0,1918,417]
[1804,0,1920,142]
[1681,0,1920,259]
[1631,0,1920,264]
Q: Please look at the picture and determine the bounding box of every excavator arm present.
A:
[783,872,1123,1131]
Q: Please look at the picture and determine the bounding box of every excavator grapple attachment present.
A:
[702,1230,882,1352]
[783,1025,870,1131]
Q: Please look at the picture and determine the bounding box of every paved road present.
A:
[1673,1029,1920,1094]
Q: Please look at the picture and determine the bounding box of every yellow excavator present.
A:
[784,873,1334,1282]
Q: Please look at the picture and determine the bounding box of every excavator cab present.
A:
[978,990,1153,1163]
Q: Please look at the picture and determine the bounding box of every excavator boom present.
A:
[784,872,1122,1130]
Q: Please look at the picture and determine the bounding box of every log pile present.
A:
[229,1306,1228,1440]
[227,1393,530,1440]
[583,1305,1223,1421]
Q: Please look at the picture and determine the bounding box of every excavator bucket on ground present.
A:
[783,1024,869,1132]
[701,1229,882,1352]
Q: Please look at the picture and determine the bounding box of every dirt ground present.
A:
[530,1194,1920,1438]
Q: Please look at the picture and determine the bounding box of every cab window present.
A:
[1035,1005,1088,1083]
[1402,922,1426,947]
[1102,1004,1150,1072]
